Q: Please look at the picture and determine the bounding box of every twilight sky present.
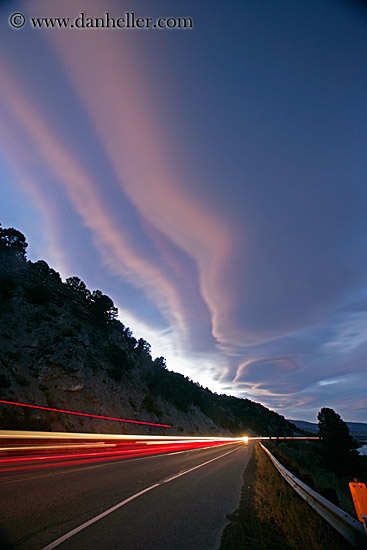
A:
[0,0,366,422]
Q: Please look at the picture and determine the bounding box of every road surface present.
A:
[0,441,253,550]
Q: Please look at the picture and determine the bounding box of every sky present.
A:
[0,0,366,423]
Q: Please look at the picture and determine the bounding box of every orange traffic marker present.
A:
[349,481,367,535]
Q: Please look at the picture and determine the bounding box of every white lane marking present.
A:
[41,446,240,549]
[41,484,159,550]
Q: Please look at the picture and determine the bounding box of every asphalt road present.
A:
[0,441,254,550]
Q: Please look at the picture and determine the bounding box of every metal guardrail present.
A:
[259,442,367,549]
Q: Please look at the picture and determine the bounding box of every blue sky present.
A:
[1,0,366,422]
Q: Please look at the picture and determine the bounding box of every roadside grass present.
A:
[265,439,367,517]
[219,443,353,550]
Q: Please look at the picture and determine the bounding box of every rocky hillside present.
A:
[0,225,299,437]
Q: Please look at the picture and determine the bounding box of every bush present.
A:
[107,346,132,381]
[0,374,11,389]
[0,276,16,301]
[15,373,30,386]
[60,326,77,337]
[107,345,132,369]
[142,394,163,418]
[25,283,50,305]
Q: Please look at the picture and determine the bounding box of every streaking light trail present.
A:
[0,400,172,427]
[0,430,320,477]
[0,430,244,475]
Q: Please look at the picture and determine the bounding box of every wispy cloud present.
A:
[48,13,237,350]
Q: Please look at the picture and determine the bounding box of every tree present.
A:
[154,356,167,369]
[88,290,118,324]
[32,260,61,282]
[317,407,359,474]
[0,225,28,260]
[65,276,91,299]
[122,326,137,349]
[136,338,151,356]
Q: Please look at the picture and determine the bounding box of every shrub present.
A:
[129,399,137,411]
[0,374,11,389]
[25,283,50,305]
[15,373,30,386]
[106,345,132,379]
[142,395,163,418]
[0,276,16,301]
[60,326,77,337]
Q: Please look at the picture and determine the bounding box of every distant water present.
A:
[358,444,367,456]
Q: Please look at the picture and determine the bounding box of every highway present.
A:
[0,437,253,550]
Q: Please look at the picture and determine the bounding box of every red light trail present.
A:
[0,399,172,427]
[0,430,241,475]
[0,440,233,473]
[0,429,319,478]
